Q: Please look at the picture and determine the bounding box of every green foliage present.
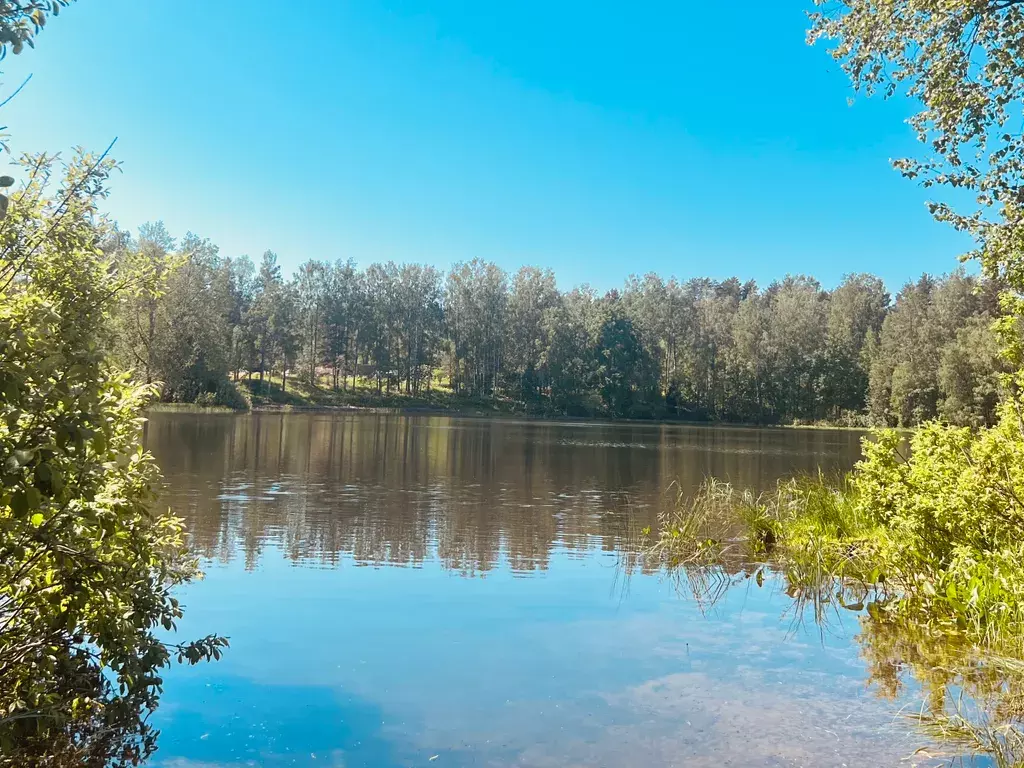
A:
[0,1,73,57]
[594,313,659,417]
[540,286,601,415]
[445,258,508,397]
[110,227,252,408]
[506,266,559,402]
[867,271,1005,426]
[809,1,1024,301]
[939,314,1005,426]
[646,479,761,568]
[851,408,1024,640]
[0,151,225,766]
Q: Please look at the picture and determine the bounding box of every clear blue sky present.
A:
[0,0,970,291]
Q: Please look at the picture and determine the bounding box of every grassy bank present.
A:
[155,374,882,429]
[147,402,242,414]
[235,374,525,415]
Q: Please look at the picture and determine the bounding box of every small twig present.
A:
[0,73,33,110]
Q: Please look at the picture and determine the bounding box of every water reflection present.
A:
[145,413,960,768]
[147,412,863,574]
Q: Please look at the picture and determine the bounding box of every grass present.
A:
[648,475,883,574]
[236,373,526,415]
[909,705,1024,768]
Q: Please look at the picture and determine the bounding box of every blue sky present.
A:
[0,0,970,291]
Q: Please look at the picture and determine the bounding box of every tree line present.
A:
[109,222,1007,427]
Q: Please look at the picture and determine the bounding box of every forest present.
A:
[115,221,1006,427]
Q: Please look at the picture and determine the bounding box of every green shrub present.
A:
[0,151,225,766]
[214,380,249,410]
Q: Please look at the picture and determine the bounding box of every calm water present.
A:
[144,413,944,768]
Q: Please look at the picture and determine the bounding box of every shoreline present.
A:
[145,402,877,431]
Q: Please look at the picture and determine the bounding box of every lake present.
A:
[143,412,954,768]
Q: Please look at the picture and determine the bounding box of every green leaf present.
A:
[10,490,27,517]
[25,486,41,509]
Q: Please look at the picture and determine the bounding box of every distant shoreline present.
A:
[145,401,878,432]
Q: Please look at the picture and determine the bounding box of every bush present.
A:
[849,406,1024,638]
[214,380,249,410]
[194,390,218,407]
[0,151,225,766]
